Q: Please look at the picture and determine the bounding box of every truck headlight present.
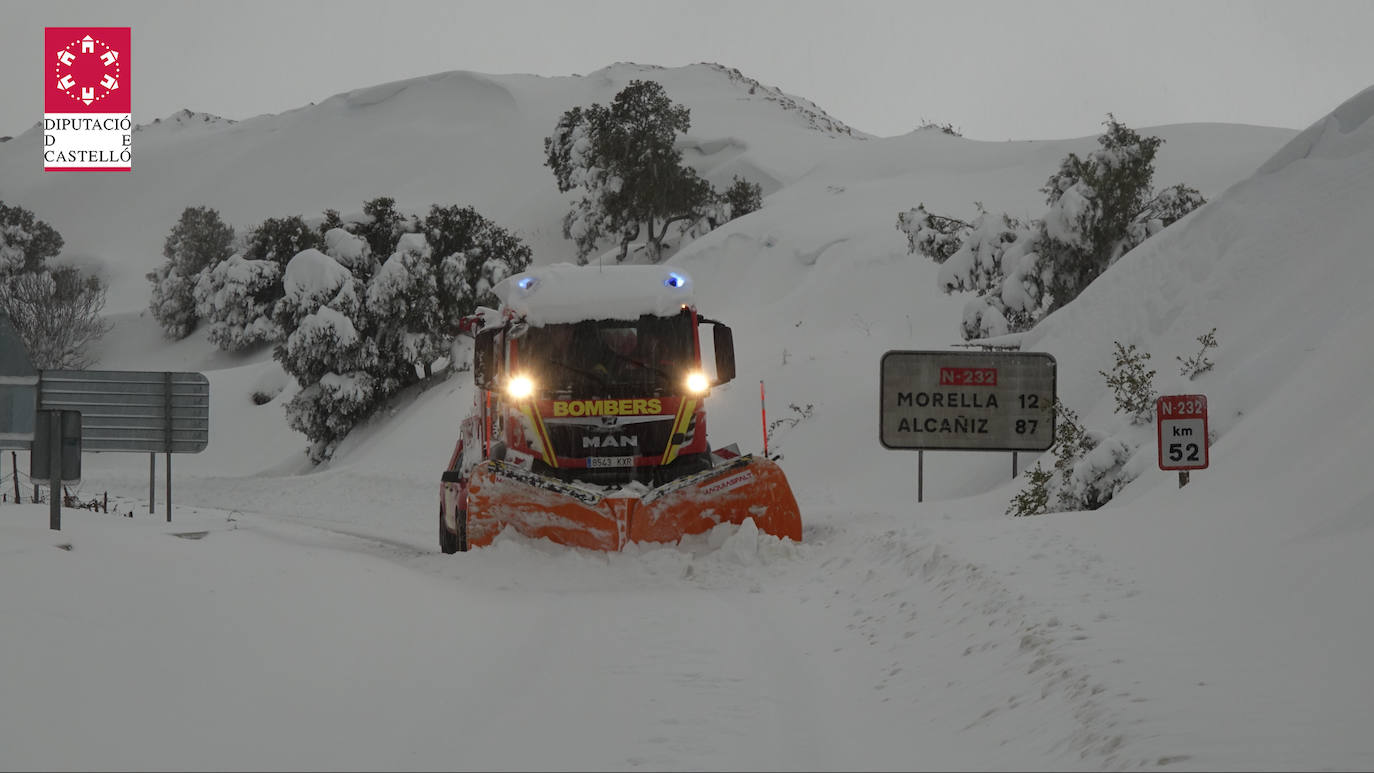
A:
[507,375,535,399]
[685,371,710,395]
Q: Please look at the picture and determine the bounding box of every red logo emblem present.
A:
[45,28,131,114]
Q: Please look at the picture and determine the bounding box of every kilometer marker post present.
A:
[1156,394,1209,488]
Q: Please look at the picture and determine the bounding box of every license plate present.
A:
[585,456,634,468]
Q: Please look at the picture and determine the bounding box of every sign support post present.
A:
[32,409,81,531]
[918,450,924,503]
[48,411,60,531]
[164,372,172,521]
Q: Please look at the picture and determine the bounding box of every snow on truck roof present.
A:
[493,263,695,325]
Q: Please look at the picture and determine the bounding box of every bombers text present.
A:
[552,398,665,417]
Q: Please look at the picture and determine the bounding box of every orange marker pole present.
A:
[760,380,768,458]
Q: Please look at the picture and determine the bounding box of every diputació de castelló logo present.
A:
[44,27,132,171]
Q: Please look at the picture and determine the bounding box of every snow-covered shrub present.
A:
[193,254,281,351]
[272,248,380,462]
[245,215,323,269]
[1099,342,1157,425]
[1007,399,1131,516]
[1,266,109,369]
[423,204,532,324]
[765,403,814,461]
[323,227,375,276]
[720,176,763,220]
[917,119,963,136]
[147,262,200,339]
[1,203,110,365]
[147,206,235,339]
[366,233,443,381]
[1067,435,1134,510]
[1009,339,1170,516]
[895,203,968,263]
[357,196,417,259]
[897,204,1050,339]
[0,200,64,273]
[249,364,290,406]
[1177,327,1218,380]
[1007,463,1052,517]
[250,201,533,462]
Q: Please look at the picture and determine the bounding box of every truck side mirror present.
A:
[474,328,498,389]
[712,325,735,385]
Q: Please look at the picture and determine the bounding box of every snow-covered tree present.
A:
[0,200,64,274]
[1,267,110,369]
[897,117,1205,340]
[356,196,417,259]
[720,175,763,221]
[1038,117,1184,308]
[366,233,443,381]
[895,204,968,264]
[545,80,714,262]
[245,215,324,270]
[163,205,236,276]
[423,204,532,325]
[272,248,380,462]
[146,205,235,339]
[251,201,531,460]
[545,104,620,260]
[192,254,282,351]
[0,203,110,365]
[147,262,200,339]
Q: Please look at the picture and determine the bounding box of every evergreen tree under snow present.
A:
[272,248,380,462]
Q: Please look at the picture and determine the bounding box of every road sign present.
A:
[38,370,208,453]
[31,409,81,481]
[0,314,38,448]
[880,350,1057,451]
[1157,394,1208,470]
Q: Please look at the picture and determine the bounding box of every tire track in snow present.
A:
[790,514,1155,770]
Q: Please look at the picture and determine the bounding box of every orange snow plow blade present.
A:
[464,456,802,551]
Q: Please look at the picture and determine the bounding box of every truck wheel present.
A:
[440,505,460,554]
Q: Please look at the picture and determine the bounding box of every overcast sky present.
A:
[3,0,1373,141]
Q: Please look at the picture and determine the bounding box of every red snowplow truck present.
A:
[439,264,802,552]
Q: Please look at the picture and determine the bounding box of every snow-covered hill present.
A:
[4,63,1371,769]
[0,62,861,316]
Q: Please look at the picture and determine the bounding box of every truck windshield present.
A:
[517,312,695,396]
